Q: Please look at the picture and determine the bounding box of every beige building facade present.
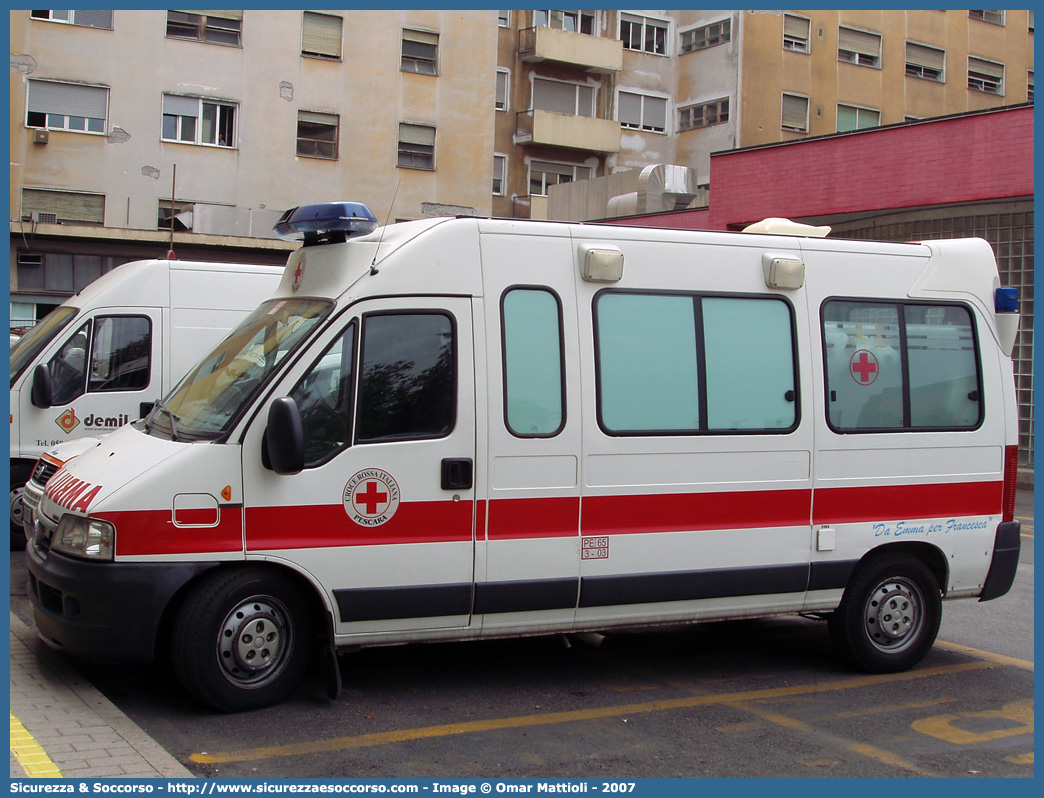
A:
[9,9,497,326]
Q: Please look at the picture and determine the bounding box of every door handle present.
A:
[441,458,473,490]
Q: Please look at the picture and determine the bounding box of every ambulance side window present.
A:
[502,287,565,437]
[88,316,151,393]
[48,315,152,404]
[356,312,455,442]
[822,300,983,431]
[595,291,797,434]
[289,322,355,467]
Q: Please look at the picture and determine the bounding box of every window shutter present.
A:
[907,42,945,72]
[162,94,199,116]
[619,92,642,126]
[177,10,242,21]
[970,56,1004,80]
[298,111,336,126]
[28,81,108,118]
[399,123,435,146]
[839,27,881,57]
[22,189,105,224]
[302,12,342,58]
[403,29,438,46]
[534,78,576,114]
[71,9,113,29]
[781,94,807,130]
[784,14,809,38]
[646,96,667,130]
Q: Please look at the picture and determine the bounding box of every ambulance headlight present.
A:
[52,515,114,561]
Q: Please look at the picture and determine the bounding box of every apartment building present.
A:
[9,10,1033,326]
[9,9,497,327]
[496,9,1032,220]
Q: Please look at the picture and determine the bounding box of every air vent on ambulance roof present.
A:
[274,202,378,246]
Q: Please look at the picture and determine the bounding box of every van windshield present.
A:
[147,298,332,440]
[10,306,79,386]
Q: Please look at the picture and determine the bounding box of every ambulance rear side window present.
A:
[502,287,565,437]
[822,300,983,431]
[594,291,798,435]
[356,312,455,442]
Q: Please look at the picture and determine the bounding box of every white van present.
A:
[25,204,1022,712]
[9,259,283,546]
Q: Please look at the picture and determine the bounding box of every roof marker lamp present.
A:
[995,287,1019,314]
[994,287,1020,358]
[274,202,379,246]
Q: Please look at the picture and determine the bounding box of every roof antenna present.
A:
[370,181,399,276]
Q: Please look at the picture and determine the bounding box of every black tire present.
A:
[171,567,315,712]
[828,551,941,673]
[10,462,33,551]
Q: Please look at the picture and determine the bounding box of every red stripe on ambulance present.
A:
[244,500,474,550]
[583,489,812,535]
[812,481,1002,525]
[103,508,243,556]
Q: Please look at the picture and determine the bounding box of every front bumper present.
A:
[26,543,216,663]
[21,478,43,544]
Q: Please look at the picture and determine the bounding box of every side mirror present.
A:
[31,364,53,409]
[264,397,305,475]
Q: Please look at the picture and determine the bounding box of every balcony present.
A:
[515,110,621,154]
[518,26,623,74]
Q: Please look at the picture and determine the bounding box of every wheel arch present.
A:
[864,543,947,593]
[856,541,949,595]
[155,559,332,663]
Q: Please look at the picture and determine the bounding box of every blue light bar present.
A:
[274,202,379,245]
[995,287,1019,314]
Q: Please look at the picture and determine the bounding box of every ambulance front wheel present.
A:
[829,551,942,673]
[172,567,315,712]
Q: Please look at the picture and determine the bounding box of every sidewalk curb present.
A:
[10,612,195,779]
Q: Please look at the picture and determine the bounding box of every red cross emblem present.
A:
[354,481,389,516]
[343,469,400,526]
[849,349,879,385]
[291,256,305,293]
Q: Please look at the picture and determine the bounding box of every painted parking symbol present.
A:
[850,349,879,385]
[343,469,400,527]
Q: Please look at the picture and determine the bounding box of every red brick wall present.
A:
[606,105,1033,232]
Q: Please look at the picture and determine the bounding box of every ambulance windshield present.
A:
[147,298,332,440]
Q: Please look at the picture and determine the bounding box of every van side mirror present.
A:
[264,397,305,475]
[31,364,53,409]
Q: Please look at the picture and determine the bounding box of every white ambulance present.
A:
[10,258,283,547]
[25,203,1022,712]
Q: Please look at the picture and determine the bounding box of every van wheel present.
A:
[828,552,941,673]
[172,568,314,712]
[10,463,32,551]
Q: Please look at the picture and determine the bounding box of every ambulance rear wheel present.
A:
[172,567,314,712]
[829,551,941,673]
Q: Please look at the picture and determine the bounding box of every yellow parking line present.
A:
[934,640,1034,671]
[190,661,990,765]
[730,701,932,776]
[10,713,63,778]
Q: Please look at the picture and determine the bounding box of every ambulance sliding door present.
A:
[576,240,815,626]
[242,297,477,635]
[478,228,583,631]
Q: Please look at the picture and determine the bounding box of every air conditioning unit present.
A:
[33,129,49,144]
[30,211,58,224]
